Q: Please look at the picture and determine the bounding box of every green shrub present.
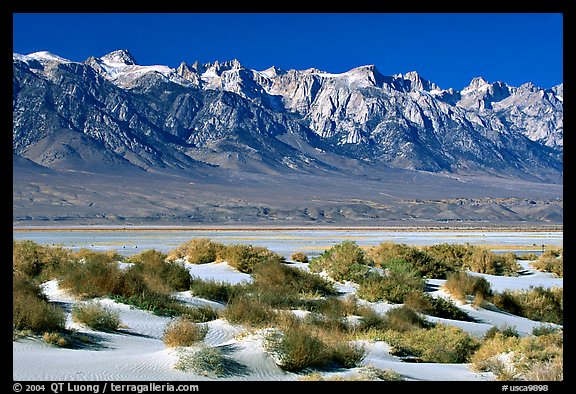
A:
[58,251,124,298]
[162,317,208,347]
[442,271,492,305]
[383,324,480,363]
[218,244,285,274]
[357,259,425,303]
[223,296,277,328]
[72,302,121,331]
[250,260,336,307]
[421,243,472,272]
[291,252,309,263]
[357,305,431,333]
[308,241,370,282]
[127,250,191,293]
[13,274,66,334]
[189,277,246,303]
[406,292,472,321]
[112,291,215,321]
[265,317,365,372]
[492,286,563,324]
[167,238,225,264]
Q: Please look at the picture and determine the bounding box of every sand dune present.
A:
[13,257,562,381]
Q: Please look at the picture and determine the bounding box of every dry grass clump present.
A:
[492,286,563,324]
[72,302,121,331]
[442,271,493,306]
[309,241,370,282]
[471,331,563,381]
[42,331,69,347]
[300,366,404,381]
[13,273,66,334]
[167,238,225,264]
[290,252,309,263]
[162,317,208,347]
[530,249,563,277]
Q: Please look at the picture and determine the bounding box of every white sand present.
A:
[13,258,561,381]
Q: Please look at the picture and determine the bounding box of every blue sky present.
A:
[12,13,563,90]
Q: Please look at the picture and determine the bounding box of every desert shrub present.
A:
[291,252,309,263]
[13,274,66,334]
[223,296,277,328]
[383,306,432,332]
[303,295,361,318]
[383,324,480,363]
[162,317,208,347]
[492,287,563,324]
[265,317,364,371]
[517,252,539,260]
[250,260,336,307]
[174,346,227,377]
[304,311,349,334]
[299,366,404,381]
[167,238,225,264]
[531,250,563,277]
[308,241,370,282]
[405,292,472,321]
[471,331,563,381]
[421,243,472,272]
[463,248,520,276]
[58,250,124,298]
[357,305,431,333]
[532,325,561,336]
[368,242,454,279]
[72,302,121,331]
[484,325,520,340]
[127,250,191,293]
[218,244,285,274]
[13,240,74,280]
[189,277,246,303]
[357,259,425,303]
[112,291,215,321]
[442,271,492,305]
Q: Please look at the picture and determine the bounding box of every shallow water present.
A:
[12,228,563,259]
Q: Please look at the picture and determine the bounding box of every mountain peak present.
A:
[100,49,137,66]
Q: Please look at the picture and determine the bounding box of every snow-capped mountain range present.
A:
[13,49,562,182]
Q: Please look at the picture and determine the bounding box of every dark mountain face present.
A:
[12,50,563,225]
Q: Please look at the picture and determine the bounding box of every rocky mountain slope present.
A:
[12,50,563,225]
